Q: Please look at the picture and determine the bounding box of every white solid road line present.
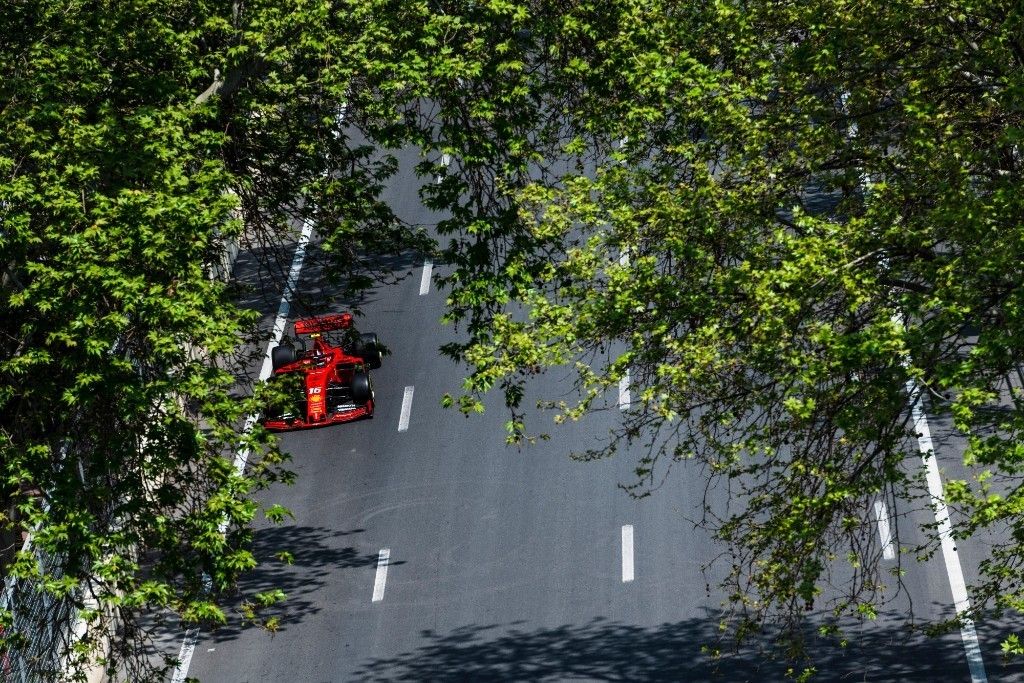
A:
[850,79,985,674]
[618,371,631,410]
[419,259,433,295]
[259,223,314,384]
[170,221,314,683]
[872,499,896,561]
[908,379,987,683]
[621,525,634,583]
[398,386,415,432]
[372,548,391,602]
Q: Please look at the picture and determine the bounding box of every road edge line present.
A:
[908,380,987,683]
[169,220,314,683]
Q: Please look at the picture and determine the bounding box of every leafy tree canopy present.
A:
[2,0,1023,678]
[0,0,426,677]
[427,0,1024,661]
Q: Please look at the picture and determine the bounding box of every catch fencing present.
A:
[0,537,78,682]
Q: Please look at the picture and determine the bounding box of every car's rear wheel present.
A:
[356,333,382,369]
[272,344,297,371]
[351,371,372,403]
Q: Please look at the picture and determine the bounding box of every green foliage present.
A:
[3,0,1024,677]
[0,0,427,678]
[404,0,1024,666]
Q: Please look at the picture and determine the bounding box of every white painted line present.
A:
[907,379,987,683]
[853,73,985,666]
[170,220,314,683]
[873,499,896,560]
[398,386,415,432]
[170,627,199,683]
[621,525,634,582]
[238,219,314,474]
[327,101,349,154]
[435,153,452,184]
[261,223,314,381]
[617,138,631,168]
[372,548,390,602]
[891,306,987,681]
[419,259,433,295]
[618,371,631,410]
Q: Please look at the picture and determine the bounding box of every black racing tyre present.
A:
[271,344,297,371]
[351,371,371,403]
[357,332,382,369]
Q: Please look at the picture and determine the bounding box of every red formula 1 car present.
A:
[264,313,382,431]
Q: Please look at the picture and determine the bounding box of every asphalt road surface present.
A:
[170,142,1024,682]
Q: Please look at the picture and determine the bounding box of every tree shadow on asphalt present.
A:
[346,612,1015,683]
[290,249,428,315]
[228,240,426,328]
[207,524,405,642]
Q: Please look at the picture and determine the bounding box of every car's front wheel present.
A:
[271,344,297,371]
[351,371,372,403]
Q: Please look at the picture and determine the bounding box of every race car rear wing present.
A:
[294,313,353,335]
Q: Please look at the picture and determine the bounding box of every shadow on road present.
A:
[229,238,426,322]
[207,524,404,642]
[346,613,1001,683]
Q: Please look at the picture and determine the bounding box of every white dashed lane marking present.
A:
[419,260,433,295]
[621,525,634,583]
[616,249,631,411]
[436,153,452,184]
[873,499,896,560]
[372,548,390,602]
[398,386,414,432]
